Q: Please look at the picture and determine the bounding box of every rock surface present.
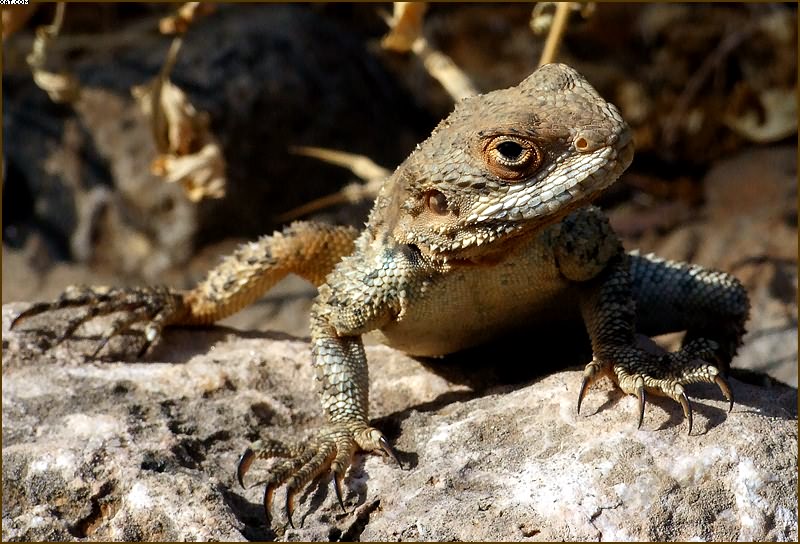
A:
[2,302,797,541]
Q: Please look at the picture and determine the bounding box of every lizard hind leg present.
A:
[629,252,750,372]
[10,222,360,357]
[11,285,187,356]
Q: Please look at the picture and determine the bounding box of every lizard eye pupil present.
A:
[496,141,523,160]
[425,190,449,215]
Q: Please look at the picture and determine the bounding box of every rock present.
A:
[2,302,797,541]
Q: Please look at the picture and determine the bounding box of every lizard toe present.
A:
[10,285,187,357]
[354,427,402,468]
[239,423,396,527]
[577,359,606,415]
[583,341,733,432]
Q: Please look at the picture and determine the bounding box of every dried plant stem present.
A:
[538,2,571,67]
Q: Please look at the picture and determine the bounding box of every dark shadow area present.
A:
[148,326,302,364]
[219,484,277,542]
[369,324,797,445]
[413,320,593,389]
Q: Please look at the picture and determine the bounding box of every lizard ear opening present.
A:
[424,190,449,215]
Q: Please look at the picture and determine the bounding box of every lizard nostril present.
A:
[425,190,449,215]
[573,131,607,153]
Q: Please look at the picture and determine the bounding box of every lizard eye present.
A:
[484,136,541,181]
[424,189,449,215]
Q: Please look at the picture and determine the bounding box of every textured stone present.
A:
[2,302,796,541]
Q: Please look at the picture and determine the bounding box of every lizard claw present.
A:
[90,338,112,359]
[378,435,402,469]
[636,382,646,430]
[236,448,256,488]
[678,389,694,435]
[11,302,55,329]
[332,469,348,514]
[714,374,734,412]
[577,376,590,415]
[285,490,296,529]
[576,360,602,415]
[263,481,278,527]
[10,285,97,329]
[136,335,157,358]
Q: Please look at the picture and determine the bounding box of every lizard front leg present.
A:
[553,208,734,433]
[236,311,397,527]
[11,221,358,356]
[236,249,406,526]
[575,254,735,433]
[628,252,750,372]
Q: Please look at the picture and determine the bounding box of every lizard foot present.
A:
[577,338,733,435]
[10,285,186,357]
[236,424,399,528]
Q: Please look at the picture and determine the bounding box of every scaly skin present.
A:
[11,64,749,527]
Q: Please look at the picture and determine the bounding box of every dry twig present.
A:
[132,3,226,202]
[662,23,756,147]
[277,147,390,221]
[159,2,216,35]
[381,2,477,101]
[27,2,81,103]
[532,2,595,66]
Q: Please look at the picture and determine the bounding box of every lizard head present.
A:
[385,63,634,261]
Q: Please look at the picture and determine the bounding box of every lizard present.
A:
[11,63,749,528]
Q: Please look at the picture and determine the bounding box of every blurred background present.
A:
[2,2,797,384]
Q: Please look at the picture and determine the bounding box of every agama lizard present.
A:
[11,63,749,527]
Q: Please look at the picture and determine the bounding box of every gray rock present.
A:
[2,302,797,541]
